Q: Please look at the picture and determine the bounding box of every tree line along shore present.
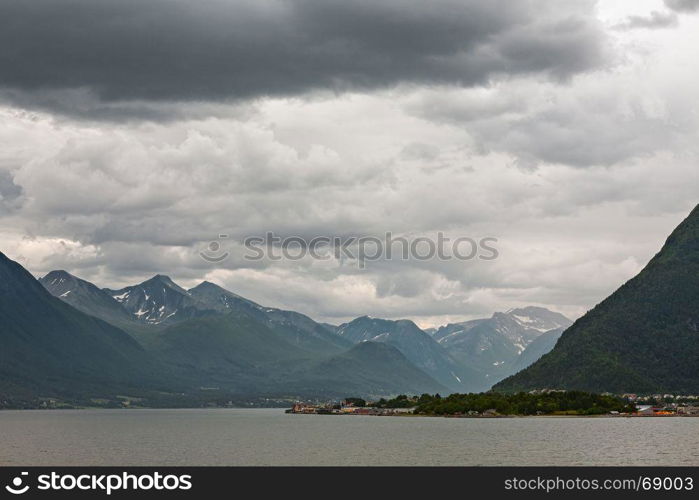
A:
[287,391,699,417]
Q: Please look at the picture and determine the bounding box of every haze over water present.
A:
[1,409,697,466]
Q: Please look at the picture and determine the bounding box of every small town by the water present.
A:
[287,391,699,417]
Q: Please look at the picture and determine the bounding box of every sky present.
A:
[0,0,698,327]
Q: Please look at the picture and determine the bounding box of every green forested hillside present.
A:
[495,204,699,394]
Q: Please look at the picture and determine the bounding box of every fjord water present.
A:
[1,409,697,466]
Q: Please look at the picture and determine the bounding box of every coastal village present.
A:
[287,393,699,417]
[286,401,415,416]
[622,393,699,416]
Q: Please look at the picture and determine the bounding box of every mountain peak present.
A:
[501,306,572,330]
[148,274,175,283]
[44,269,72,277]
[190,280,222,291]
[139,274,188,293]
[41,269,76,283]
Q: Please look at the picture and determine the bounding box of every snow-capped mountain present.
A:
[434,306,570,352]
[430,306,572,390]
[105,275,210,325]
[42,272,348,353]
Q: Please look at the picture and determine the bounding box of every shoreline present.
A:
[288,410,699,418]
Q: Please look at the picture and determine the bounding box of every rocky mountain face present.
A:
[40,270,134,325]
[336,316,481,392]
[430,307,572,391]
[105,275,210,326]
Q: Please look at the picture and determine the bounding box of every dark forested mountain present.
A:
[336,316,479,391]
[0,253,158,398]
[495,204,699,394]
[430,307,572,391]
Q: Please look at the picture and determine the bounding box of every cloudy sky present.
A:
[1,0,697,327]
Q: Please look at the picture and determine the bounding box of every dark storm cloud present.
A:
[664,0,699,13]
[0,0,607,114]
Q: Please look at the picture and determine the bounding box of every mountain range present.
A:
[2,256,448,404]
[4,203,696,405]
[0,251,571,405]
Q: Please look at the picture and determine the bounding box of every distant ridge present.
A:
[430,307,571,391]
[336,316,480,392]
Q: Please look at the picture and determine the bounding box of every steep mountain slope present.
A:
[0,253,158,398]
[336,316,479,391]
[495,205,699,394]
[431,318,487,343]
[147,312,311,390]
[512,327,565,373]
[432,307,572,390]
[149,312,443,396]
[286,342,446,397]
[39,270,133,326]
[189,281,349,354]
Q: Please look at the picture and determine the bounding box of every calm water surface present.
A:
[0,409,697,466]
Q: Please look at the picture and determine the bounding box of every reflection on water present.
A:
[0,408,697,466]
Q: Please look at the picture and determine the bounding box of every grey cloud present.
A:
[0,170,23,214]
[0,88,259,123]
[664,0,699,13]
[1,0,698,327]
[407,81,685,168]
[0,0,608,117]
[613,11,679,30]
